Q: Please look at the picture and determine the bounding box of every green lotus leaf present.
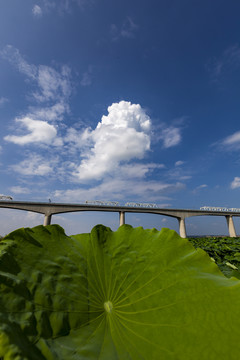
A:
[1,224,240,359]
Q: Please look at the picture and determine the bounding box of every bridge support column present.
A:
[119,211,125,226]
[178,218,187,238]
[44,214,52,226]
[226,215,236,237]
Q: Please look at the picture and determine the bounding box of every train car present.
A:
[0,195,13,201]
[125,202,158,208]
[85,200,119,206]
[200,206,240,212]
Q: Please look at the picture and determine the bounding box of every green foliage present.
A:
[1,225,240,359]
[188,236,240,279]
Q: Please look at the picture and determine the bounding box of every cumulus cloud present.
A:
[4,117,59,145]
[32,5,43,16]
[10,154,55,176]
[231,177,240,189]
[74,101,151,181]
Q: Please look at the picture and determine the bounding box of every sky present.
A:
[1,0,240,236]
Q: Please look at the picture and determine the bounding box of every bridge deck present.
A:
[0,200,240,218]
[1,201,239,238]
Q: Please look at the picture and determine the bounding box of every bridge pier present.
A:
[178,218,187,238]
[226,215,236,237]
[43,214,52,226]
[119,211,125,226]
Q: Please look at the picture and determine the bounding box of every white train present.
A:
[125,202,158,208]
[85,200,119,206]
[85,200,159,208]
[0,195,13,201]
[200,206,240,212]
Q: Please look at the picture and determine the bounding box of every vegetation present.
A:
[1,225,240,359]
[188,236,240,279]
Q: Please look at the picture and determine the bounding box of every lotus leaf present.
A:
[1,224,240,359]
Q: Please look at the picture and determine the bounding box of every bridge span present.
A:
[0,200,239,238]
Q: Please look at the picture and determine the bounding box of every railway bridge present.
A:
[0,200,239,237]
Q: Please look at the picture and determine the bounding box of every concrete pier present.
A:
[226,215,236,237]
[178,218,187,238]
[119,211,125,226]
[44,214,52,226]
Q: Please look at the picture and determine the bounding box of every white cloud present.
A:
[34,65,71,102]
[80,66,92,86]
[10,154,55,176]
[64,127,88,148]
[231,177,240,189]
[160,127,181,148]
[29,102,69,122]
[167,162,192,182]
[207,44,240,81]
[0,210,44,236]
[40,0,89,14]
[54,178,183,203]
[214,130,240,151]
[0,97,9,107]
[119,163,165,178]
[1,46,72,107]
[4,117,58,145]
[32,5,43,17]
[222,131,240,150]
[9,186,31,194]
[193,184,208,193]
[74,101,151,181]
[0,45,37,79]
[175,160,184,166]
[121,17,138,38]
[111,17,138,41]
[2,46,71,150]
[198,184,207,188]
[179,175,192,180]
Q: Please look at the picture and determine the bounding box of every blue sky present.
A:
[1,0,240,236]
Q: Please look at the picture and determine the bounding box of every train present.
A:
[0,195,13,201]
[0,198,159,207]
[85,200,158,208]
[200,206,240,212]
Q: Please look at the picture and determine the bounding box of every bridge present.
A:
[0,200,239,238]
